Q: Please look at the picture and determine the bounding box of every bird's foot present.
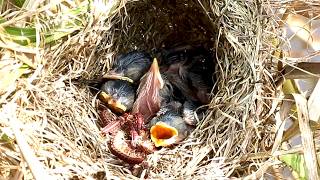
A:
[130,128,140,147]
[98,104,117,124]
[101,120,121,135]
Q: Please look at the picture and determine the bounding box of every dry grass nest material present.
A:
[0,0,279,179]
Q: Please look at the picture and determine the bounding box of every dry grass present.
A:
[2,0,319,179]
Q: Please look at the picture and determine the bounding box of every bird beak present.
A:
[150,58,164,89]
[150,122,178,147]
[102,72,134,83]
[98,91,112,104]
[107,99,127,114]
[132,58,164,121]
[99,91,127,114]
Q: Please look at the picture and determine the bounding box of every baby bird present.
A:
[158,74,177,105]
[103,51,152,83]
[132,58,164,122]
[149,101,197,147]
[99,80,135,114]
[159,45,214,104]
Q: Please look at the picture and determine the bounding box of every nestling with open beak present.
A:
[149,101,197,147]
[103,51,152,83]
[96,45,216,165]
[132,58,165,122]
[99,80,135,114]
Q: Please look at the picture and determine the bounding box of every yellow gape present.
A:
[150,122,178,147]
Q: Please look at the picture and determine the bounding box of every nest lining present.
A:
[0,0,278,179]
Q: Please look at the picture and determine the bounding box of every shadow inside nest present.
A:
[106,0,217,54]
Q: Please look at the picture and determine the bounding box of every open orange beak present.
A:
[150,122,178,147]
[99,91,127,114]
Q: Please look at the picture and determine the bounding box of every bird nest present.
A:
[1,0,279,179]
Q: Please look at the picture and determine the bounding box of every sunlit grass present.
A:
[1,0,320,179]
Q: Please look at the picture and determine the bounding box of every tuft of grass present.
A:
[2,0,320,179]
[0,0,126,179]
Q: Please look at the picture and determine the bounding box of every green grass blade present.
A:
[14,0,25,8]
[280,153,308,180]
[4,26,36,45]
